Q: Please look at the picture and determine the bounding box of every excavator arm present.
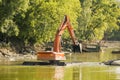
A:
[53,15,81,53]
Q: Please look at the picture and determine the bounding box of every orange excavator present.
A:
[37,15,82,65]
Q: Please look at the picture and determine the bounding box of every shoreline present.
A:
[0,41,120,63]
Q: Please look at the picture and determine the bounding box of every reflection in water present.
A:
[53,66,64,80]
[36,66,64,80]
[72,66,81,80]
[0,65,120,80]
[114,67,120,80]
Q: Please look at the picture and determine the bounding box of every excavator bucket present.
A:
[72,43,82,53]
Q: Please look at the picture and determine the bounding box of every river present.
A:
[0,48,120,80]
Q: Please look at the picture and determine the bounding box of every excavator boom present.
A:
[53,15,77,52]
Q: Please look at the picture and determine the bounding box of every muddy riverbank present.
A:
[0,41,119,63]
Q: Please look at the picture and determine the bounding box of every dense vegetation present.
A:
[0,0,120,48]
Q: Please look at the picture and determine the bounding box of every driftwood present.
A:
[104,59,120,66]
[112,50,120,54]
[0,50,10,56]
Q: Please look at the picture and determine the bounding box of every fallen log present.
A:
[104,59,120,66]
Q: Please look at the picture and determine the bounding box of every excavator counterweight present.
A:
[37,51,66,60]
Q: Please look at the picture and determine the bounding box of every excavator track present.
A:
[23,60,66,66]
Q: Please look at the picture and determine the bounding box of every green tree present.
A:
[56,0,81,39]
[0,0,29,36]
[14,0,81,45]
[78,0,120,41]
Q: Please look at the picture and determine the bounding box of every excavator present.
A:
[23,15,81,66]
[37,15,82,65]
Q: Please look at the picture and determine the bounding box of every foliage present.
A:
[0,0,120,48]
[0,0,29,36]
[16,0,81,45]
[78,0,120,41]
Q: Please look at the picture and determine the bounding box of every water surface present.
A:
[0,48,120,80]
